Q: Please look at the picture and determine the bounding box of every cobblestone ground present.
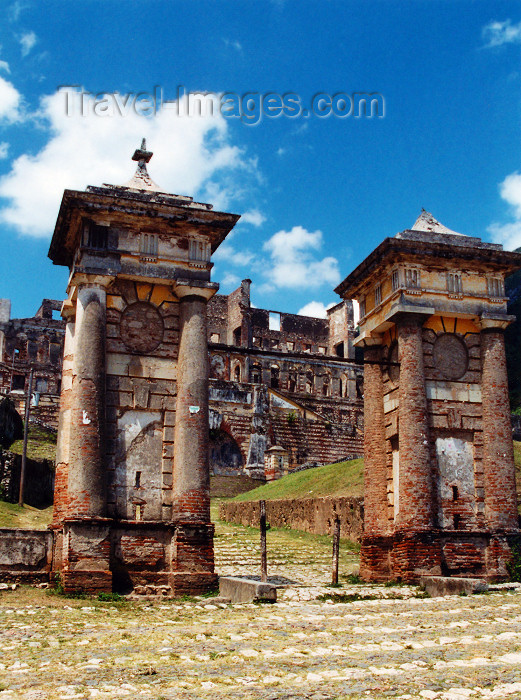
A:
[0,516,521,700]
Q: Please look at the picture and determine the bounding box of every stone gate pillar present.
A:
[480,323,518,531]
[396,314,433,531]
[173,284,215,522]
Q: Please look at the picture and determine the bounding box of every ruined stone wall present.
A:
[0,300,64,416]
[269,414,362,469]
[219,496,364,542]
[0,450,55,507]
[0,528,52,583]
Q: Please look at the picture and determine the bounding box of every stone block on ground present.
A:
[219,575,277,603]
[419,575,488,597]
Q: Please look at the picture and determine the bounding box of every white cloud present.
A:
[482,19,521,48]
[261,225,340,290]
[220,272,240,288]
[0,60,10,73]
[276,147,286,156]
[223,38,243,52]
[19,30,37,57]
[0,88,257,237]
[240,209,265,227]
[488,171,521,250]
[297,301,335,318]
[9,1,29,22]
[212,242,255,266]
[0,75,21,121]
[0,143,9,159]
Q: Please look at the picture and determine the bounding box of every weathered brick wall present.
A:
[219,496,364,542]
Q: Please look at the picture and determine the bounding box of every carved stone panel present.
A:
[432,333,468,380]
[120,302,164,353]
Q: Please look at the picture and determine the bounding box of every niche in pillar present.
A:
[114,411,163,521]
[435,436,476,530]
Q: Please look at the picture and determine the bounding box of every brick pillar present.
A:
[362,342,388,536]
[396,315,433,531]
[480,327,518,530]
[52,311,75,526]
[173,291,211,522]
[67,285,107,517]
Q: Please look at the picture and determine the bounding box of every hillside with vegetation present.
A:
[230,458,364,502]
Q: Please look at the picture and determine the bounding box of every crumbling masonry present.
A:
[336,211,521,581]
[47,142,238,594]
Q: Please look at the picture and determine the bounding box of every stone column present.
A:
[480,325,518,530]
[396,314,433,531]
[173,287,213,522]
[52,305,75,526]
[67,285,107,518]
[362,341,388,536]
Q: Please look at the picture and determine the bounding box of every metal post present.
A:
[19,367,34,507]
[332,515,341,586]
[260,499,267,583]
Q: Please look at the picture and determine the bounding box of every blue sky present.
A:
[0,0,520,320]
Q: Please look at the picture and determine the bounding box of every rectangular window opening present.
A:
[374,283,382,306]
[268,312,281,331]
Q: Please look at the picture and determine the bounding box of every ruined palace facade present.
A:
[47,142,239,594]
[337,211,521,582]
[0,299,64,427]
[207,279,363,478]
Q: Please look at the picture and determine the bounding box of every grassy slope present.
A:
[0,502,53,529]
[9,424,57,462]
[231,458,364,502]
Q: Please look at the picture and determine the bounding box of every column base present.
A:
[52,519,217,597]
[169,572,219,596]
[360,529,521,583]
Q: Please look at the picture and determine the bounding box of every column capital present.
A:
[60,299,76,321]
[174,279,219,302]
[67,274,115,299]
[477,313,515,332]
[354,332,384,347]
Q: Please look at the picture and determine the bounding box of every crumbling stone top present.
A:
[335,211,521,297]
[48,139,240,268]
[406,209,465,237]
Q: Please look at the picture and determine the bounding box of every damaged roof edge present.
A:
[335,237,521,298]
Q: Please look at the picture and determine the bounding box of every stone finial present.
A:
[123,138,164,192]
[132,138,153,164]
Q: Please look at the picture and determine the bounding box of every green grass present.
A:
[230,458,364,502]
[9,424,57,462]
[0,501,53,529]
